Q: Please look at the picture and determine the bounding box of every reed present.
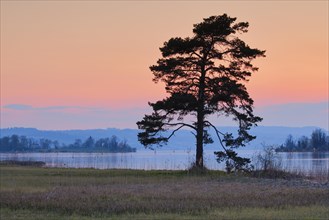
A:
[1,165,328,219]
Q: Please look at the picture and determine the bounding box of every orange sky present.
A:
[1,1,328,129]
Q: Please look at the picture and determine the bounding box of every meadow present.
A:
[0,164,329,220]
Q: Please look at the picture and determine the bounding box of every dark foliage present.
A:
[137,14,265,170]
[215,150,253,173]
[0,135,136,153]
[0,160,46,167]
[276,129,329,152]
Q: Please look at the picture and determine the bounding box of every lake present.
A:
[1,150,328,175]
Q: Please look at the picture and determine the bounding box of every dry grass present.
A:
[1,206,329,220]
[1,165,329,219]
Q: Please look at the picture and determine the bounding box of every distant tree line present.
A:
[276,129,329,152]
[0,135,136,153]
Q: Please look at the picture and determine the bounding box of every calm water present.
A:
[1,150,328,174]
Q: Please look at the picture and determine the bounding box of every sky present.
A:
[1,1,328,130]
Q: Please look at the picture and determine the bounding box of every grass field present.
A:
[1,165,329,219]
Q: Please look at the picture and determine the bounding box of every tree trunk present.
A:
[196,111,204,168]
[195,66,206,168]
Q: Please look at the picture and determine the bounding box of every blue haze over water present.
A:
[1,126,328,174]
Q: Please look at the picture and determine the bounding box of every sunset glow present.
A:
[1,1,328,129]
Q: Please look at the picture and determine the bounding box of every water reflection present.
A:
[1,150,328,174]
[278,152,329,175]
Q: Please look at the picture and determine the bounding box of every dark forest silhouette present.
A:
[276,129,329,152]
[0,135,136,153]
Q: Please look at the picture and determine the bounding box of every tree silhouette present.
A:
[137,14,265,170]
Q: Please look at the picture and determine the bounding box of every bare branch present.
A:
[192,51,202,59]
[165,122,197,131]
[167,125,185,140]
[204,121,228,153]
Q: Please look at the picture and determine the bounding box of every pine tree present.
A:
[137,14,265,170]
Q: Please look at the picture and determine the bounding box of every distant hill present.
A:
[0,126,326,151]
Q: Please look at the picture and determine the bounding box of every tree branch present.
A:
[204,120,228,153]
[192,51,202,59]
[167,125,185,140]
[165,122,197,131]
